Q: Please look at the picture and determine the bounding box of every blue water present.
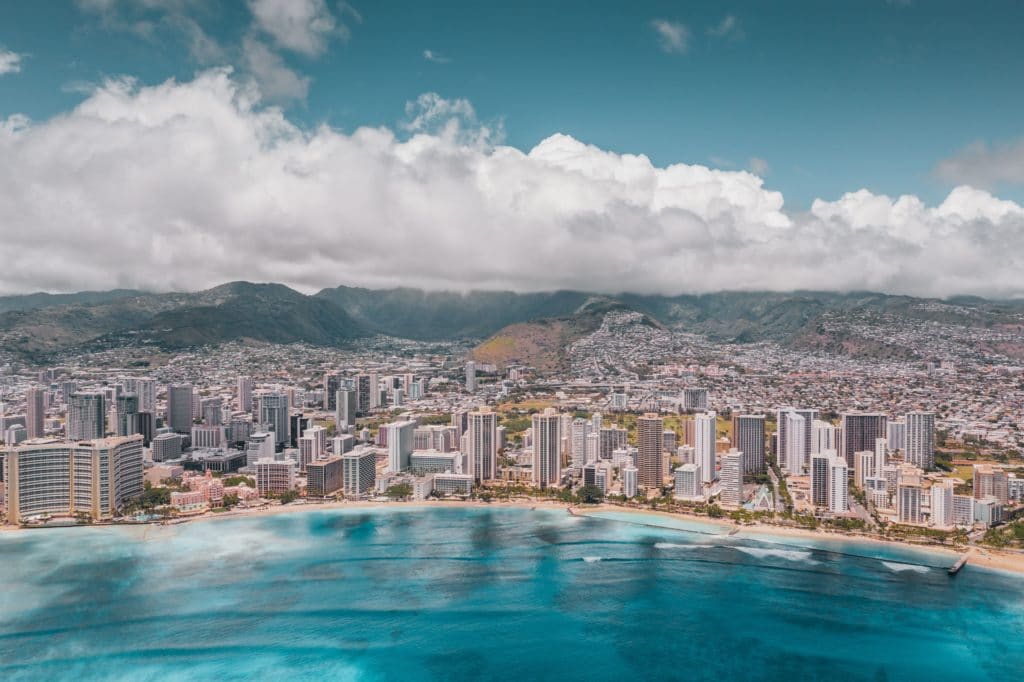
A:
[1,506,1022,680]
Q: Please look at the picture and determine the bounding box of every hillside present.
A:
[471,299,661,373]
[1,282,1022,364]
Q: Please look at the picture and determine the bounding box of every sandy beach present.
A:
[5,498,1023,575]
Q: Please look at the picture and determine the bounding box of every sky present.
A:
[0,0,1023,298]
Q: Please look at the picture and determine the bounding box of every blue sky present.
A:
[2,0,1023,207]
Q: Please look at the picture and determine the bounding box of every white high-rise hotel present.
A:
[695,411,717,484]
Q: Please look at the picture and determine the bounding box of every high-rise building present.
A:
[259,393,289,447]
[680,387,709,412]
[622,465,638,499]
[674,463,702,500]
[465,361,477,393]
[166,384,194,434]
[342,449,376,496]
[25,386,45,439]
[811,419,837,455]
[254,458,296,496]
[810,451,832,508]
[599,425,628,461]
[905,411,936,470]
[237,376,254,413]
[115,393,140,438]
[777,408,815,474]
[245,431,276,467]
[720,450,743,506]
[385,420,415,473]
[886,418,906,452]
[532,408,561,488]
[569,418,590,469]
[307,456,345,497]
[335,388,356,431]
[973,464,1009,503]
[67,392,106,441]
[355,374,372,415]
[128,378,157,413]
[324,373,343,411]
[828,455,849,513]
[200,397,223,426]
[731,414,765,474]
[854,451,874,488]
[931,480,955,529]
[3,435,144,524]
[636,413,664,489]
[695,411,717,484]
[467,407,497,483]
[840,412,888,468]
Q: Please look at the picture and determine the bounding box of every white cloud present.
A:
[707,15,743,40]
[650,19,690,54]
[242,37,310,102]
[0,49,24,75]
[247,0,359,56]
[935,138,1024,189]
[748,157,769,176]
[1,70,1023,298]
[423,49,450,64]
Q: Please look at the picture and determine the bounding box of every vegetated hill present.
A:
[2,281,1023,363]
[0,289,147,315]
[136,282,366,349]
[0,282,366,359]
[471,298,661,373]
[315,286,591,339]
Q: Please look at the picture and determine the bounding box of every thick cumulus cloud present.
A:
[1,69,1023,298]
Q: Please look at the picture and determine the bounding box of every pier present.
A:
[948,554,969,575]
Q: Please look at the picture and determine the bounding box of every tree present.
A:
[385,483,413,500]
[577,484,605,504]
[222,493,240,508]
[279,490,299,504]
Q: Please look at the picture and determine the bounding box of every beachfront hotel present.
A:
[2,435,144,524]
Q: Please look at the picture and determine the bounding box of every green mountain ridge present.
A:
[0,282,1021,363]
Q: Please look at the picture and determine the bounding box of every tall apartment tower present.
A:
[810,451,832,508]
[828,455,849,513]
[385,420,415,473]
[636,413,664,489]
[905,411,936,470]
[731,414,765,474]
[467,407,497,483]
[680,388,709,412]
[532,408,562,488]
[840,412,888,468]
[166,384,194,434]
[324,373,343,411]
[237,376,254,413]
[335,388,357,431]
[465,361,477,393]
[67,392,106,441]
[259,393,290,447]
[115,393,140,437]
[811,419,837,454]
[355,374,372,415]
[25,386,45,439]
[777,408,816,474]
[719,450,743,506]
[695,411,717,484]
[569,418,590,469]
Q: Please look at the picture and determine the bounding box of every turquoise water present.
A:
[1,506,1023,680]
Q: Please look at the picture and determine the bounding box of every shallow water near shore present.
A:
[1,506,1022,680]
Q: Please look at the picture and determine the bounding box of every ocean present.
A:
[1,506,1022,680]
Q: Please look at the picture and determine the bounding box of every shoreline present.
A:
[4,499,1023,576]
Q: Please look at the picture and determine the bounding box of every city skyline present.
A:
[1,2,1024,297]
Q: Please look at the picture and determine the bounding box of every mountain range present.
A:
[1,281,1022,367]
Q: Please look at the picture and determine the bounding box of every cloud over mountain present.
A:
[1,70,1022,298]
